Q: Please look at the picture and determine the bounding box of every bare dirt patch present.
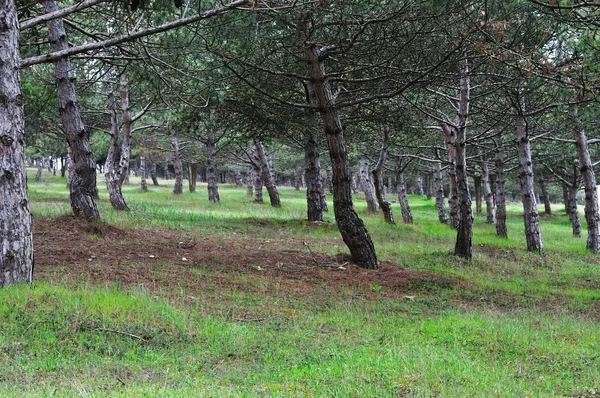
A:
[33,216,456,301]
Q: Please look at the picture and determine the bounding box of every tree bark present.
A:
[303,82,325,222]
[0,0,34,286]
[206,125,220,203]
[538,174,552,215]
[396,158,413,224]
[443,126,460,229]
[480,151,495,225]
[104,80,128,211]
[493,134,507,238]
[305,41,377,268]
[575,130,600,252]
[36,163,43,181]
[515,82,543,254]
[140,155,148,191]
[563,168,582,238]
[171,132,183,195]
[414,175,424,196]
[474,174,482,217]
[255,142,280,207]
[253,163,263,203]
[433,160,448,224]
[359,148,378,212]
[372,128,394,224]
[188,163,197,192]
[45,0,99,220]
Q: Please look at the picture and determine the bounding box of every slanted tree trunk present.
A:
[538,174,552,215]
[303,82,325,222]
[474,174,482,217]
[255,142,280,207]
[206,126,220,203]
[433,161,448,224]
[188,163,197,192]
[575,129,600,252]
[515,82,543,254]
[45,0,99,220]
[396,158,413,224]
[171,133,183,195]
[150,163,159,185]
[104,80,128,211]
[443,125,460,229]
[372,128,394,224]
[0,0,34,286]
[140,155,148,192]
[494,134,507,238]
[359,149,378,212]
[36,163,43,181]
[305,41,377,268]
[480,151,495,225]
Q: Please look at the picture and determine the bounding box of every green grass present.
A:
[4,168,599,396]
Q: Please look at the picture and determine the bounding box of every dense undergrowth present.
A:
[1,170,598,396]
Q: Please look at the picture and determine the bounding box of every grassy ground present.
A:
[1,169,599,397]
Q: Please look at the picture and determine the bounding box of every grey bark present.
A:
[414,176,424,196]
[396,159,413,224]
[538,174,552,215]
[480,152,495,225]
[576,129,600,252]
[36,163,42,181]
[563,167,581,238]
[493,134,507,238]
[150,163,159,185]
[515,82,543,254]
[253,163,263,203]
[171,133,183,195]
[305,40,377,268]
[359,149,378,212]
[206,123,220,203]
[104,80,128,211]
[246,169,254,197]
[255,142,280,207]
[433,161,448,224]
[443,126,460,229]
[140,155,148,191]
[45,0,99,220]
[303,82,325,221]
[372,128,394,224]
[474,174,482,217]
[0,0,34,286]
[188,163,197,192]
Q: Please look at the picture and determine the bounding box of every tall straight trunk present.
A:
[474,175,482,217]
[452,46,473,259]
[576,130,600,252]
[253,163,263,203]
[425,174,433,200]
[359,149,378,212]
[564,167,582,238]
[515,82,543,254]
[304,82,325,222]
[188,163,197,192]
[480,153,495,225]
[443,126,460,229]
[171,133,183,195]
[372,128,394,224]
[563,184,570,214]
[396,159,413,224]
[246,168,253,197]
[433,161,448,224]
[104,80,128,210]
[538,174,552,215]
[206,127,220,203]
[305,41,377,268]
[140,155,148,191]
[255,142,280,207]
[0,0,34,286]
[494,134,507,237]
[414,176,424,196]
[45,0,99,220]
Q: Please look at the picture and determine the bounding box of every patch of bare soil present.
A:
[33,216,457,301]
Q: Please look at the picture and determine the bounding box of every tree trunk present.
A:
[171,133,183,195]
[305,42,377,269]
[255,142,280,207]
[433,161,448,224]
[253,163,263,203]
[480,154,495,225]
[303,82,325,222]
[474,174,482,217]
[0,0,34,286]
[150,163,159,185]
[206,127,220,203]
[372,128,394,224]
[104,80,128,211]
[515,82,544,254]
[396,159,413,224]
[45,0,99,220]
[564,168,582,238]
[494,134,507,238]
[414,175,424,196]
[359,149,378,212]
[538,174,552,215]
[36,163,43,181]
[443,126,460,229]
[575,129,600,252]
[140,155,148,192]
[60,156,66,177]
[188,163,197,193]
[246,169,254,197]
